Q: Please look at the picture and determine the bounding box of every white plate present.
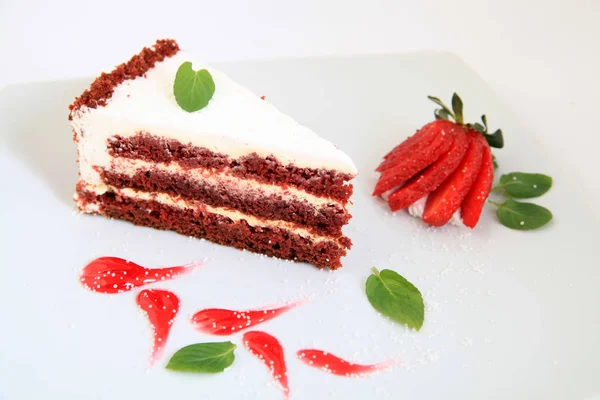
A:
[0,53,598,400]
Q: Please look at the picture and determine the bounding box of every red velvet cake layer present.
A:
[101,169,350,238]
[76,187,350,269]
[107,133,354,203]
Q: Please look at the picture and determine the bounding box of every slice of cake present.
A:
[69,39,357,269]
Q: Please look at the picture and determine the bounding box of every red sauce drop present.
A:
[243,331,289,398]
[297,349,394,377]
[137,289,180,366]
[79,257,200,294]
[191,301,302,336]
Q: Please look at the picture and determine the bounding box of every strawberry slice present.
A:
[380,121,440,158]
[388,127,470,211]
[380,130,431,161]
[422,130,484,226]
[372,121,455,196]
[377,121,445,171]
[377,120,458,172]
[461,137,494,228]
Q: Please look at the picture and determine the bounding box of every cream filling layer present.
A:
[76,182,343,244]
[109,158,344,209]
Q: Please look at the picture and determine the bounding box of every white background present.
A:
[1,0,599,205]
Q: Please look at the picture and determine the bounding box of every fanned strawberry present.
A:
[388,127,470,211]
[374,93,504,228]
[372,120,455,196]
[377,121,445,171]
[422,130,484,226]
[461,137,494,228]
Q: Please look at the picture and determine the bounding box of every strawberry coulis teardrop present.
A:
[191,301,302,336]
[297,349,394,377]
[243,331,289,398]
[79,257,200,294]
[137,289,180,367]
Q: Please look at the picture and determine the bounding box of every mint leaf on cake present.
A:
[166,342,236,373]
[366,267,425,330]
[173,61,215,112]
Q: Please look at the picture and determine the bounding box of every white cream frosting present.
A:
[76,183,341,245]
[71,50,357,184]
[110,158,344,208]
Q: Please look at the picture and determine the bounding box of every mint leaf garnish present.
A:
[366,267,424,330]
[166,342,236,373]
[173,62,215,112]
[494,172,553,198]
[489,199,553,230]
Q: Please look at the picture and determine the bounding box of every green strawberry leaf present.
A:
[173,62,215,112]
[492,154,499,169]
[434,108,451,121]
[472,122,486,134]
[495,172,553,198]
[428,96,455,119]
[481,114,488,130]
[484,129,504,149]
[166,342,236,373]
[366,267,424,330]
[451,93,464,124]
[490,199,553,230]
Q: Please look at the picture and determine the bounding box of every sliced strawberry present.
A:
[388,127,470,211]
[422,130,484,226]
[372,121,456,196]
[381,121,441,159]
[377,120,457,172]
[461,137,494,228]
[378,122,440,171]
[380,130,430,161]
